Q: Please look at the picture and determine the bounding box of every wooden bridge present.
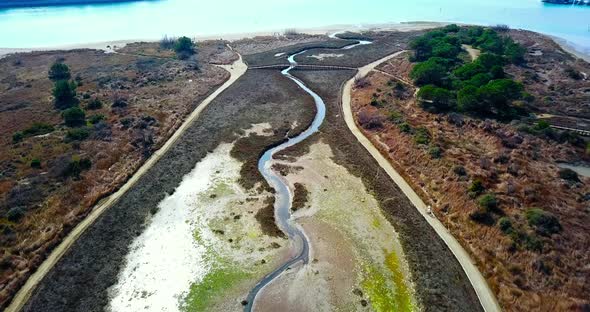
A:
[249,64,357,71]
[537,114,590,136]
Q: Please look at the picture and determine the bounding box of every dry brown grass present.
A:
[0,41,236,309]
[351,42,590,310]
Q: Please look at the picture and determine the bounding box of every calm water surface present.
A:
[0,0,589,51]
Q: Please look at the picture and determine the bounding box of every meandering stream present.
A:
[244,38,370,311]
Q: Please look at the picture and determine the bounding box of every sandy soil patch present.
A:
[256,141,416,312]
[461,44,481,61]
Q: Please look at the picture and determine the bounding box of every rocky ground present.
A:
[0,41,235,310]
[352,30,590,311]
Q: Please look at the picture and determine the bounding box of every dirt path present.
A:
[5,52,248,312]
[342,51,502,312]
[461,44,481,61]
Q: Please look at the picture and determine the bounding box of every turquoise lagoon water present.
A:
[0,0,588,51]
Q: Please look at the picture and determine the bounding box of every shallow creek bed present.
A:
[22,70,315,312]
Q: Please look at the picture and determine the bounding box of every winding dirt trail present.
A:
[5,52,248,312]
[341,51,502,312]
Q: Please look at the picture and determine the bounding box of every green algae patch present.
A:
[372,217,381,229]
[385,252,414,312]
[182,266,250,311]
[361,252,414,312]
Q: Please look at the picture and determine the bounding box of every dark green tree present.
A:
[174,36,196,60]
[453,62,486,80]
[48,62,71,81]
[504,41,526,64]
[53,80,77,109]
[417,85,454,112]
[410,58,449,86]
[457,86,481,113]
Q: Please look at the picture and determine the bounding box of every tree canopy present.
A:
[48,62,71,81]
[409,25,528,120]
[174,36,196,60]
[53,80,77,110]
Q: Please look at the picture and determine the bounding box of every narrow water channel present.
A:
[244,37,370,311]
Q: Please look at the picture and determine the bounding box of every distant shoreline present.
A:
[0,22,444,57]
[0,21,588,62]
[0,0,146,9]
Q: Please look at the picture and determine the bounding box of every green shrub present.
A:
[469,208,494,225]
[87,98,103,110]
[66,128,90,141]
[509,229,543,252]
[413,127,430,145]
[53,80,77,109]
[429,145,442,158]
[62,107,86,127]
[525,208,562,236]
[523,234,543,252]
[534,120,550,131]
[30,158,41,169]
[468,179,485,195]
[410,58,449,86]
[521,92,535,103]
[370,98,382,107]
[417,85,454,112]
[398,122,412,133]
[565,66,583,80]
[23,122,54,136]
[63,157,92,178]
[498,217,513,234]
[12,123,54,143]
[478,193,498,212]
[48,62,71,81]
[453,165,467,176]
[558,168,579,182]
[7,207,25,222]
[388,111,403,124]
[88,114,105,124]
[453,62,486,80]
[442,24,461,33]
[174,36,196,60]
[457,85,481,113]
[504,41,526,64]
[12,131,24,144]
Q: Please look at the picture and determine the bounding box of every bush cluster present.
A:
[410,25,528,120]
[62,107,86,127]
[525,208,562,236]
[174,36,196,60]
[12,122,55,143]
[62,157,92,178]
